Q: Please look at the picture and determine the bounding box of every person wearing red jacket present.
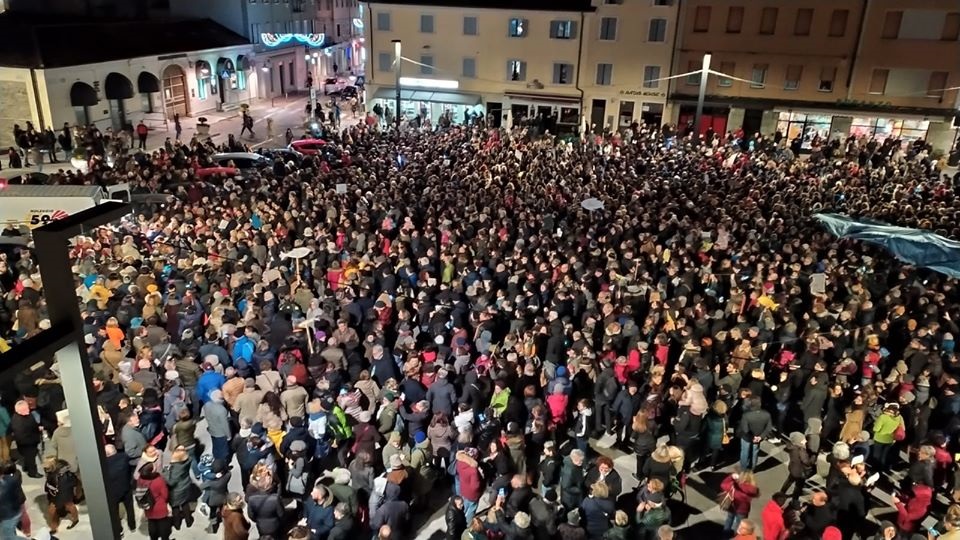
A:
[137,463,172,540]
[894,483,933,533]
[454,447,484,522]
[762,493,790,540]
[721,471,760,534]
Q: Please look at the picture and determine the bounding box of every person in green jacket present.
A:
[603,510,632,540]
[636,491,671,540]
[489,382,511,418]
[872,402,904,468]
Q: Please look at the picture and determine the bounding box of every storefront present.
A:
[776,110,936,149]
[371,88,484,125]
[504,91,581,134]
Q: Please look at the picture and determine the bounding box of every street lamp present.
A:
[392,39,401,132]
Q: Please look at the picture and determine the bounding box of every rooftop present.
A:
[364,0,596,12]
[0,13,250,69]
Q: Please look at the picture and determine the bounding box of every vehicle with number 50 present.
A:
[0,183,130,234]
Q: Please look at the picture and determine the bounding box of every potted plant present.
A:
[196,117,210,137]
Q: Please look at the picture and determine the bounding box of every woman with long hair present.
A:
[720,470,759,534]
[427,412,456,469]
[255,391,287,428]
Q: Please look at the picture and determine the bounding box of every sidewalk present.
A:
[3,95,365,177]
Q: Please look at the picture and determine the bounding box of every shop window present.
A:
[509,18,528,37]
[553,63,573,84]
[717,62,734,87]
[784,65,802,90]
[944,13,960,41]
[378,52,392,72]
[559,107,578,125]
[599,17,617,40]
[596,63,613,86]
[463,16,478,36]
[750,64,767,87]
[376,12,391,31]
[420,14,434,33]
[420,55,434,75]
[829,9,849,37]
[618,100,634,127]
[759,7,777,35]
[550,20,576,39]
[726,7,743,34]
[882,11,902,38]
[686,61,700,85]
[693,6,710,32]
[928,71,948,98]
[507,60,527,81]
[643,66,660,88]
[869,69,889,94]
[648,18,667,41]
[462,57,476,78]
[794,8,812,36]
[819,67,836,92]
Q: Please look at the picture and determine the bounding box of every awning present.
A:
[104,72,134,99]
[505,91,580,105]
[137,72,160,93]
[69,82,98,107]
[372,87,481,106]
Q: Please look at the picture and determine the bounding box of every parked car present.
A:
[259,148,303,165]
[323,77,347,95]
[195,166,239,179]
[210,152,269,170]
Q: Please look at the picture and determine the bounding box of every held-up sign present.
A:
[336,183,347,194]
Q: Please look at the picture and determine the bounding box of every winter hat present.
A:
[822,526,842,540]
[514,512,530,529]
[544,489,558,502]
[290,440,307,453]
[56,410,70,428]
[788,432,806,447]
[647,491,664,505]
[414,431,427,445]
[209,389,224,403]
[566,509,581,526]
[388,431,402,444]
[331,467,351,485]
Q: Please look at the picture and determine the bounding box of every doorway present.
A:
[590,98,605,133]
[511,104,528,126]
[742,108,764,137]
[487,101,503,127]
[279,64,286,95]
[161,64,189,119]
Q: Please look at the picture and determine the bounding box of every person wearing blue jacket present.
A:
[231,328,257,367]
[196,361,226,405]
[304,483,335,540]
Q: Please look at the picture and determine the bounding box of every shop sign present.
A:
[619,89,665,98]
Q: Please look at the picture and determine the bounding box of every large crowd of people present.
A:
[1,111,960,540]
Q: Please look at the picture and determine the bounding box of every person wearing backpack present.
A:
[42,457,79,533]
[136,462,172,540]
[162,446,195,530]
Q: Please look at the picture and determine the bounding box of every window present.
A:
[599,17,618,40]
[378,52,392,72]
[829,9,848,37]
[251,23,261,44]
[686,61,701,85]
[648,18,667,41]
[336,23,341,37]
[654,0,672,5]
[726,7,743,34]
[550,20,576,39]
[717,61,734,87]
[420,14,434,33]
[509,18,528,37]
[463,16,478,35]
[759,7,777,35]
[819,66,836,91]
[750,64,767,87]
[420,55,434,75]
[292,0,304,12]
[507,60,527,81]
[377,12,391,31]
[693,6,711,32]
[643,65,660,88]
[881,11,902,39]
[553,63,573,84]
[785,65,802,90]
[288,61,294,86]
[928,71,948,98]
[596,63,613,85]
[462,57,476,78]
[794,8,812,36]
[943,13,960,40]
[869,68,889,94]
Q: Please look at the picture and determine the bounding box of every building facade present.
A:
[362,0,598,131]
[671,0,959,152]
[316,0,365,76]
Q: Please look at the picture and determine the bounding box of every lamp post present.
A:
[392,39,401,132]
[693,53,712,137]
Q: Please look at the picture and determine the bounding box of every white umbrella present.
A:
[581,198,604,212]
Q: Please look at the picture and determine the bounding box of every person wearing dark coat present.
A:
[583,457,622,502]
[831,474,867,540]
[779,433,813,499]
[489,508,534,540]
[560,451,586,510]
[197,459,231,534]
[611,383,642,445]
[800,491,835,539]
[328,502,356,540]
[445,495,468,540]
[43,458,78,533]
[371,489,409,533]
[104,445,136,536]
[580,482,615,539]
[800,375,828,425]
[10,401,42,477]
[593,360,620,436]
[162,448,195,530]
[426,370,457,417]
[530,490,560,540]
[247,483,285,538]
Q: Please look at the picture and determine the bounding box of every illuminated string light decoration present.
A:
[260,33,326,47]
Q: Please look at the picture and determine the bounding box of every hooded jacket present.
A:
[560,456,585,509]
[761,500,788,540]
[455,450,483,501]
[896,484,932,532]
[720,475,759,517]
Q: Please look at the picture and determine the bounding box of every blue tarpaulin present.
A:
[814,213,960,278]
